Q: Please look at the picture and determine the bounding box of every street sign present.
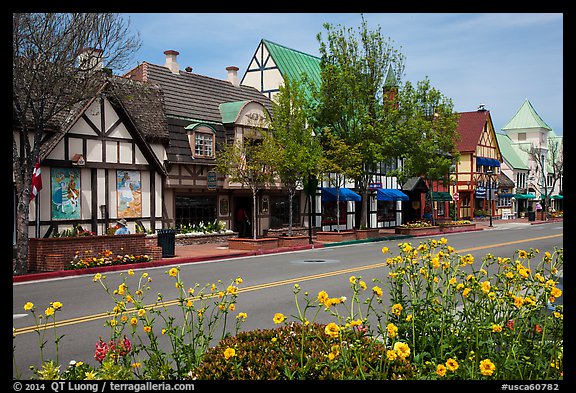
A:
[453,192,459,201]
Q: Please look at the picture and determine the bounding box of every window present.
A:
[518,132,526,141]
[175,196,217,228]
[194,132,214,158]
[270,196,300,228]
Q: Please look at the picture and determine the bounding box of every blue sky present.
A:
[119,13,563,135]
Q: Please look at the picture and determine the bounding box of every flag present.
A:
[30,159,42,201]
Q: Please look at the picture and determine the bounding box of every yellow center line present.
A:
[13,234,562,336]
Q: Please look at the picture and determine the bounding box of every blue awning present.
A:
[377,188,409,201]
[476,157,500,167]
[321,187,361,202]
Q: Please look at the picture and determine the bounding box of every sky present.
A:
[118,13,563,135]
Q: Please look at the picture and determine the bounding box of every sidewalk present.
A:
[13,217,560,283]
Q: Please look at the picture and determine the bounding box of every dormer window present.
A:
[194,132,214,157]
[185,123,216,159]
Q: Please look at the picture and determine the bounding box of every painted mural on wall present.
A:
[51,168,81,220]
[117,170,141,218]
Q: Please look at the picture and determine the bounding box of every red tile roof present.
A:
[456,110,490,152]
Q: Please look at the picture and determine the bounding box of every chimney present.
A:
[77,47,104,71]
[226,66,240,86]
[164,50,180,74]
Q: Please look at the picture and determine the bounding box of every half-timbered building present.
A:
[124,50,280,237]
[15,76,169,238]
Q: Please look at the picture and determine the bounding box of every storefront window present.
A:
[175,196,217,228]
[322,202,347,225]
[377,201,395,222]
[270,196,300,228]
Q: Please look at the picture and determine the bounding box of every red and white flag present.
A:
[30,159,42,201]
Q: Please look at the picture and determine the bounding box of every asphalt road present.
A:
[13,221,563,379]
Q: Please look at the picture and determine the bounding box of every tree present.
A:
[268,77,324,236]
[12,13,141,275]
[215,126,277,239]
[392,78,461,226]
[522,136,563,219]
[313,14,406,229]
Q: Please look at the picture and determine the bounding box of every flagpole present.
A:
[35,192,40,238]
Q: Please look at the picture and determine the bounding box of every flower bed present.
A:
[227,237,279,251]
[146,231,237,246]
[394,226,441,236]
[27,234,153,273]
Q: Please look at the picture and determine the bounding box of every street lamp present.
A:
[486,169,494,227]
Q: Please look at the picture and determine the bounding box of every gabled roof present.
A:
[501,99,552,131]
[455,110,491,152]
[262,39,322,90]
[128,62,273,124]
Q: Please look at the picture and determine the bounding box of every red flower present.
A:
[94,338,109,363]
[535,324,543,333]
[506,319,515,330]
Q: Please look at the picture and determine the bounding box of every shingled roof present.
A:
[126,62,273,123]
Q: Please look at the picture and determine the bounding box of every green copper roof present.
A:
[501,99,552,131]
[495,133,529,170]
[263,39,322,92]
[219,100,249,124]
[384,65,398,87]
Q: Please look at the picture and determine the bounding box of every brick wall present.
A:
[28,234,149,273]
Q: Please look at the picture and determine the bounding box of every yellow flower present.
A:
[128,269,134,276]
[143,326,152,334]
[551,286,562,299]
[393,342,410,359]
[24,302,34,311]
[372,286,383,297]
[462,288,471,297]
[92,273,102,282]
[349,275,356,284]
[45,307,55,317]
[436,364,447,377]
[317,290,329,304]
[328,352,336,361]
[386,323,398,338]
[359,280,367,290]
[237,312,248,320]
[391,303,403,317]
[381,246,389,254]
[229,303,236,311]
[446,358,459,372]
[518,249,528,259]
[481,281,491,294]
[226,285,238,295]
[513,296,524,309]
[449,277,457,285]
[224,347,236,360]
[492,324,503,333]
[386,349,398,361]
[235,277,243,284]
[273,313,285,324]
[130,317,138,326]
[325,322,340,338]
[480,358,496,376]
[168,268,178,277]
[137,308,146,317]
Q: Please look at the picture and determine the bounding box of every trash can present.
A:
[528,211,536,222]
[157,229,176,258]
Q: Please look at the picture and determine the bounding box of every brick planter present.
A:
[439,223,477,233]
[355,229,381,240]
[316,231,357,242]
[227,237,279,251]
[28,234,150,273]
[394,226,441,236]
[277,235,310,248]
[172,232,238,246]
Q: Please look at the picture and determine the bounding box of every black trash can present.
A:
[528,211,536,222]
[157,229,176,258]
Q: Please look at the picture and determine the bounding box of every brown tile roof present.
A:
[456,110,490,152]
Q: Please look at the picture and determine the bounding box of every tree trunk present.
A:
[14,192,31,275]
[252,188,258,239]
[288,188,295,237]
[336,186,341,232]
[360,188,368,229]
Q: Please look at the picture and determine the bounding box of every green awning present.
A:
[513,193,536,200]
[551,195,563,200]
[431,191,453,202]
